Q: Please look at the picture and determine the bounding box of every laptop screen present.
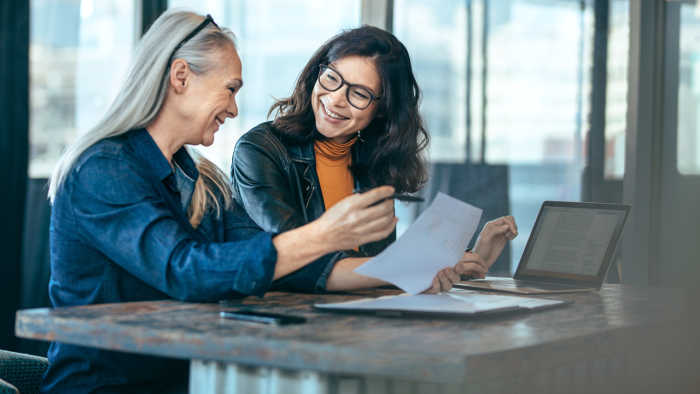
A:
[515,201,630,284]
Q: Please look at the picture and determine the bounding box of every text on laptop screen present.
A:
[523,206,626,277]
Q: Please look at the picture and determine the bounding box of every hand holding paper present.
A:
[354,193,483,294]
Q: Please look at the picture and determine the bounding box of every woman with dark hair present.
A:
[232,26,517,291]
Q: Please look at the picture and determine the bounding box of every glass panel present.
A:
[168,0,360,172]
[30,0,136,177]
[483,1,591,168]
[395,0,594,272]
[604,0,629,179]
[678,3,700,175]
[484,0,593,272]
[393,0,467,237]
[393,0,467,163]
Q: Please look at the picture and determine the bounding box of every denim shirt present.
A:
[42,129,322,393]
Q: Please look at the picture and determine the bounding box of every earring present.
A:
[357,130,366,143]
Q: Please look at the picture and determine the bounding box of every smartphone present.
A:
[219,310,307,326]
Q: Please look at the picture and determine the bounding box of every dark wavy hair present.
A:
[269,25,429,193]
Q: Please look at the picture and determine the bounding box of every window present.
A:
[394,0,467,163]
[482,1,592,168]
[30,0,136,177]
[604,0,629,179]
[169,0,361,172]
[678,3,700,175]
[395,0,596,272]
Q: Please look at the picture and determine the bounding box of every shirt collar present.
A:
[173,160,196,211]
[173,147,199,181]
[127,128,199,182]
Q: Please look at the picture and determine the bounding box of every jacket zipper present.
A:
[305,183,315,209]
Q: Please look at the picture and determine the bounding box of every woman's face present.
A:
[311,55,381,144]
[181,45,242,147]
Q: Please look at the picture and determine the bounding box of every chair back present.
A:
[0,350,48,394]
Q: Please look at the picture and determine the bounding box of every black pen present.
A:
[388,193,424,202]
[354,188,425,203]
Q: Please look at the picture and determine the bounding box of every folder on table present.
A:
[314,289,568,317]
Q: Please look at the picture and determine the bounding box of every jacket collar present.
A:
[285,136,363,192]
[127,128,199,182]
[286,140,315,163]
[285,137,361,164]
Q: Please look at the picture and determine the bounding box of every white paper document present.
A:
[355,192,483,294]
[314,289,567,316]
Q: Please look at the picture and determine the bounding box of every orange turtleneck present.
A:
[314,137,358,209]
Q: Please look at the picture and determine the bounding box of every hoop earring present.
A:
[357,130,366,143]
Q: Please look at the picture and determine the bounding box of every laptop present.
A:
[455,201,630,295]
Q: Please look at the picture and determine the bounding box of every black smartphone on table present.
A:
[219,309,307,326]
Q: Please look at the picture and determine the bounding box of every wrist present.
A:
[304,220,334,256]
[472,244,491,264]
[327,257,386,291]
[271,222,333,281]
[473,240,483,256]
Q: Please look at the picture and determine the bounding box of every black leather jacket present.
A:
[231,122,395,266]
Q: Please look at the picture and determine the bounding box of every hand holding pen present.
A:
[314,186,398,251]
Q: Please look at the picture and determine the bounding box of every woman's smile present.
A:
[319,99,349,122]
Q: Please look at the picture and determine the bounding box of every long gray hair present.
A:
[48,10,235,228]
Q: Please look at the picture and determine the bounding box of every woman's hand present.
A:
[423,253,487,294]
[456,251,488,279]
[272,186,396,281]
[314,186,398,251]
[473,216,518,269]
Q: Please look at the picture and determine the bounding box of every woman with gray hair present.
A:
[42,10,408,393]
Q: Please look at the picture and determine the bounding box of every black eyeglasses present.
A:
[168,14,219,65]
[317,64,381,110]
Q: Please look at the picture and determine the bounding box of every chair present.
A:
[420,163,512,275]
[0,350,48,394]
[0,378,18,394]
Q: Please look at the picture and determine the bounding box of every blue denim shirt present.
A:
[41,129,334,393]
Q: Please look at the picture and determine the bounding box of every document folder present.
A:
[314,289,568,317]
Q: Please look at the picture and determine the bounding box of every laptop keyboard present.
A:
[504,280,576,290]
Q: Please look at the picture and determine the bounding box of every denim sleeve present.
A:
[266,251,341,293]
[222,200,273,240]
[68,154,277,301]
[222,204,340,293]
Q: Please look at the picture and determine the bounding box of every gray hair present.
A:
[48,10,236,203]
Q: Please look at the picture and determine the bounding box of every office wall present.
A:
[0,2,29,351]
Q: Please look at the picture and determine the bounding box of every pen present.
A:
[388,193,424,202]
[354,188,425,203]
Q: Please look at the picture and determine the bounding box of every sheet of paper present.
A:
[315,289,566,315]
[355,192,482,294]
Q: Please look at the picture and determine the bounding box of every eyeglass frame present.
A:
[167,14,219,65]
[317,64,381,110]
